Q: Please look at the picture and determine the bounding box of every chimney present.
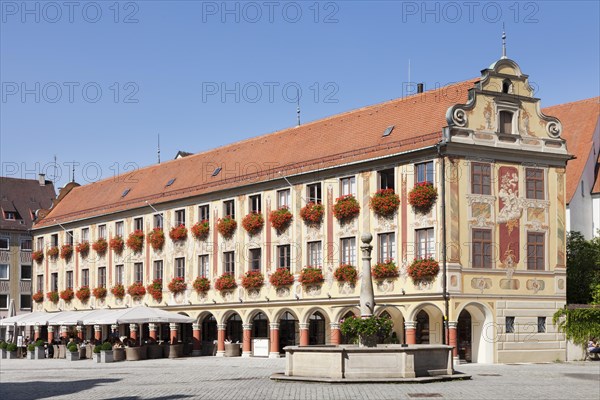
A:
[417,83,424,94]
[38,173,46,186]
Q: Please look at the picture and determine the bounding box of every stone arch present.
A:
[277,310,299,353]
[200,313,217,344]
[224,312,243,343]
[245,308,269,324]
[407,302,444,345]
[333,306,360,323]
[273,307,300,322]
[375,305,405,344]
[250,311,270,338]
[454,301,495,363]
[299,306,332,325]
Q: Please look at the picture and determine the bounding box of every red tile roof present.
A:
[0,177,56,231]
[542,97,600,203]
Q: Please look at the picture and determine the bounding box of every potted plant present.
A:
[371,259,399,280]
[46,290,59,303]
[407,257,440,284]
[32,339,45,359]
[111,235,125,254]
[333,195,361,223]
[242,212,264,236]
[32,291,44,303]
[0,341,7,359]
[369,189,400,218]
[27,343,36,359]
[66,343,79,361]
[76,286,91,302]
[76,241,90,258]
[111,284,125,300]
[191,220,210,240]
[32,250,44,264]
[92,344,102,363]
[6,343,18,359]
[340,315,393,347]
[168,277,187,295]
[60,288,74,303]
[100,342,113,363]
[147,228,165,250]
[93,286,108,300]
[334,264,358,285]
[299,266,324,286]
[126,230,144,252]
[241,271,264,290]
[269,268,295,288]
[92,238,108,256]
[300,202,324,226]
[127,282,146,300]
[169,224,188,242]
[269,206,293,233]
[217,216,237,239]
[408,182,438,213]
[193,277,211,295]
[47,246,59,259]
[215,273,237,293]
[147,279,163,302]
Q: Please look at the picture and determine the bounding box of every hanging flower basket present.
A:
[147,228,165,250]
[47,246,59,259]
[168,277,187,294]
[60,288,74,302]
[193,277,211,294]
[93,286,107,300]
[242,212,264,236]
[76,241,90,257]
[32,250,44,264]
[269,268,295,288]
[92,238,108,255]
[46,291,59,303]
[340,315,393,347]
[169,225,188,242]
[107,235,122,254]
[408,182,438,213]
[334,264,358,285]
[299,266,324,286]
[371,259,399,280]
[215,273,237,292]
[76,286,91,302]
[191,220,210,241]
[369,189,400,218]
[147,279,163,301]
[60,244,73,260]
[241,271,264,289]
[128,282,146,300]
[333,195,361,223]
[407,257,440,284]
[126,230,144,252]
[269,207,293,233]
[111,284,125,300]
[32,291,44,303]
[300,202,324,226]
[217,216,237,239]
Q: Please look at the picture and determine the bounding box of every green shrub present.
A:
[7,343,18,352]
[68,344,78,353]
[93,345,102,354]
[27,344,36,351]
[0,341,8,350]
[35,339,44,347]
[101,342,113,351]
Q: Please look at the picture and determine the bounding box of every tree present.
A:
[566,232,600,304]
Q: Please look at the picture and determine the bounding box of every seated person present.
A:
[588,338,600,354]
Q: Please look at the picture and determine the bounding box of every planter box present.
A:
[7,351,18,359]
[147,345,163,359]
[92,353,101,363]
[34,346,46,359]
[0,349,6,359]
[113,347,125,362]
[27,350,35,360]
[224,343,241,357]
[164,344,182,359]
[100,350,113,363]
[125,346,146,361]
[66,351,80,361]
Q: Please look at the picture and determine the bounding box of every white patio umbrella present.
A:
[0,312,47,326]
[81,308,129,325]
[47,310,94,326]
[116,307,194,324]
[17,311,62,327]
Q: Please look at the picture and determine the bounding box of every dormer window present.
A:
[502,79,512,94]
[499,111,513,134]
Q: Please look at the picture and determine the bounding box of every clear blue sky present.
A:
[1,1,599,190]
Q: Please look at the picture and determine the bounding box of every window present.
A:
[527,232,545,270]
[199,205,210,222]
[20,294,32,310]
[81,228,89,242]
[0,264,8,280]
[81,269,89,287]
[134,217,143,231]
[249,249,261,271]
[115,265,124,285]
[537,317,546,333]
[175,209,186,226]
[21,239,32,252]
[499,111,513,134]
[20,265,32,280]
[224,200,235,219]
[223,251,235,275]
[175,257,185,278]
[378,233,396,263]
[98,267,106,288]
[5,211,16,220]
[134,262,144,283]
[51,234,58,247]
[502,79,512,94]
[307,241,322,267]
[98,225,107,239]
[472,229,492,268]
[505,316,515,333]
[0,294,8,309]
[378,169,395,190]
[526,168,545,200]
[277,245,291,270]
[37,275,44,293]
[115,221,124,237]
[66,231,74,245]
[471,163,491,195]
[153,213,163,229]
[340,237,356,265]
[0,237,8,250]
[416,228,435,259]
[199,255,210,278]
[66,271,73,289]
[36,237,44,251]
[153,260,163,280]
[51,272,59,291]
[249,195,261,213]
[307,183,322,204]
[340,176,356,196]
[277,189,290,208]
[416,161,434,184]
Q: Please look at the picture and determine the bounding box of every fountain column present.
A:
[359,233,375,318]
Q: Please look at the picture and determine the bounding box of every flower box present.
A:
[147,228,165,250]
[111,284,125,300]
[241,271,264,289]
[146,279,163,302]
[334,264,358,285]
[60,244,73,260]
[299,266,324,286]
[125,230,144,252]
[242,212,264,236]
[76,241,90,257]
[193,277,211,294]
[92,238,108,256]
[60,288,74,302]
[110,235,125,254]
[217,217,237,239]
[32,291,44,303]
[46,291,59,303]
[191,220,210,240]
[128,282,146,300]
[333,195,361,223]
[269,207,293,233]
[93,286,107,300]
[32,250,44,264]
[215,273,237,292]
[66,350,80,361]
[167,277,187,295]
[407,257,440,284]
[76,286,91,302]
[47,246,59,259]
[371,259,399,280]
[408,182,438,213]
[300,202,324,226]
[369,189,400,218]
[169,225,188,242]
[269,268,295,287]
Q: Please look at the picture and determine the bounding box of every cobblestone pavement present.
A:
[1,357,599,400]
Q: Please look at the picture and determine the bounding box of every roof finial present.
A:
[71,161,75,183]
[501,23,507,59]
[296,88,301,127]
[157,134,161,164]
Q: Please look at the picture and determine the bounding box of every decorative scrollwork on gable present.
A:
[546,121,562,138]
[452,108,468,127]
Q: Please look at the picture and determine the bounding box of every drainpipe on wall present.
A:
[437,142,449,346]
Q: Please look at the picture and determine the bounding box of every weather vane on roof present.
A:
[501,23,507,59]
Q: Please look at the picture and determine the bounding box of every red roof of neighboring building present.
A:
[542,97,600,203]
[0,177,56,231]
